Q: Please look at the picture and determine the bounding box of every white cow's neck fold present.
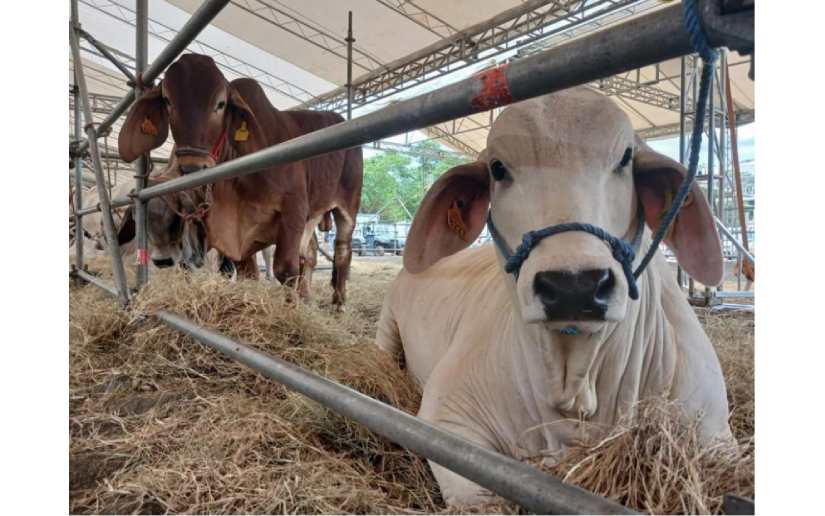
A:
[497,237,676,455]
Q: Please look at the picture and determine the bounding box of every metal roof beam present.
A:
[301,0,645,112]
[374,0,459,39]
[231,0,384,72]
[79,0,316,104]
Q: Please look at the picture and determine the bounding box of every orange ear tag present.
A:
[140,116,158,136]
[234,121,250,142]
[658,189,678,241]
[446,200,470,241]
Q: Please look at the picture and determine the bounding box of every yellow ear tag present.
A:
[446,200,470,241]
[234,121,250,142]
[140,116,158,136]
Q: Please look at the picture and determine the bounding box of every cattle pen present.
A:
[69,1,754,514]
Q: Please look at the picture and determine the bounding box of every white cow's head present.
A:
[404,87,722,331]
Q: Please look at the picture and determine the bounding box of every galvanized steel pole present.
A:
[134,0,149,288]
[72,0,84,271]
[77,27,135,83]
[141,0,230,83]
[70,14,130,306]
[346,11,353,121]
[717,50,727,221]
[75,269,119,298]
[73,82,84,271]
[156,310,636,515]
[133,2,754,202]
[715,217,754,264]
[677,55,687,290]
[705,60,715,303]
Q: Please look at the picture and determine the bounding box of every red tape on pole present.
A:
[471,64,513,111]
[137,248,149,266]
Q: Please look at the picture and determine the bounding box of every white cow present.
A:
[375,88,731,505]
[72,181,138,259]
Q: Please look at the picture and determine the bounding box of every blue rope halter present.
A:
[484,0,717,303]
[487,205,645,300]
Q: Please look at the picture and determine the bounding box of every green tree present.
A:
[361,151,411,222]
[360,142,470,222]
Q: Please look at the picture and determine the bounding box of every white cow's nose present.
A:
[533,269,614,321]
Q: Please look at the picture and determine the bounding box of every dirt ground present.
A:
[69,255,753,514]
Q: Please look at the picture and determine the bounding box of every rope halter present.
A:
[486,203,646,300]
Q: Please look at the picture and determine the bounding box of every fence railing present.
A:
[69,0,753,512]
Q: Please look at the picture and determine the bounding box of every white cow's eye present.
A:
[215,100,226,111]
[618,147,633,169]
[490,160,508,181]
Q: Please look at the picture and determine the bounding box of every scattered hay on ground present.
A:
[70,258,753,514]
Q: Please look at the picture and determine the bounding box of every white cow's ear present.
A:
[633,136,723,286]
[404,162,490,274]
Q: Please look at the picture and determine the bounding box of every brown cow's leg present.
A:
[235,255,259,280]
[330,207,354,308]
[273,211,305,302]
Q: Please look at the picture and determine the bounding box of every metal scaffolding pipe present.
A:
[715,217,755,264]
[70,13,130,306]
[676,55,687,290]
[140,0,230,83]
[75,269,119,298]
[155,310,635,515]
[77,27,135,82]
[135,3,753,202]
[76,204,101,217]
[73,82,84,271]
[346,11,354,121]
[69,271,636,514]
[134,0,149,289]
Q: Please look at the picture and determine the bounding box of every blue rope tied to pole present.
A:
[632,0,719,278]
[485,0,719,302]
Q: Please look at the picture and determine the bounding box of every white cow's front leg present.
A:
[419,407,506,507]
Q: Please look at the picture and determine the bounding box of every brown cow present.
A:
[118,54,362,306]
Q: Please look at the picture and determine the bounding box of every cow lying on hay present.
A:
[376,88,733,505]
[70,256,752,514]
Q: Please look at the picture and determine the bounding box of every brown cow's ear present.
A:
[227,85,264,154]
[633,136,723,286]
[404,162,490,274]
[118,85,168,162]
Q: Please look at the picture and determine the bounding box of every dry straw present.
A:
[70,258,753,514]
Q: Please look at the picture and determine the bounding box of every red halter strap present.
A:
[209,128,228,162]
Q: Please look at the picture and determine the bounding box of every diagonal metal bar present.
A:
[156,311,635,515]
[70,11,130,306]
[77,27,135,82]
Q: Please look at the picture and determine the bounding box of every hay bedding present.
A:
[70,257,754,514]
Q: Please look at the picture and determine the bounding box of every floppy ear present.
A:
[633,137,723,286]
[404,162,490,274]
[118,85,168,162]
[117,206,136,246]
[227,85,265,155]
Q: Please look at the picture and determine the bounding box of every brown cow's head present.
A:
[118,54,262,174]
